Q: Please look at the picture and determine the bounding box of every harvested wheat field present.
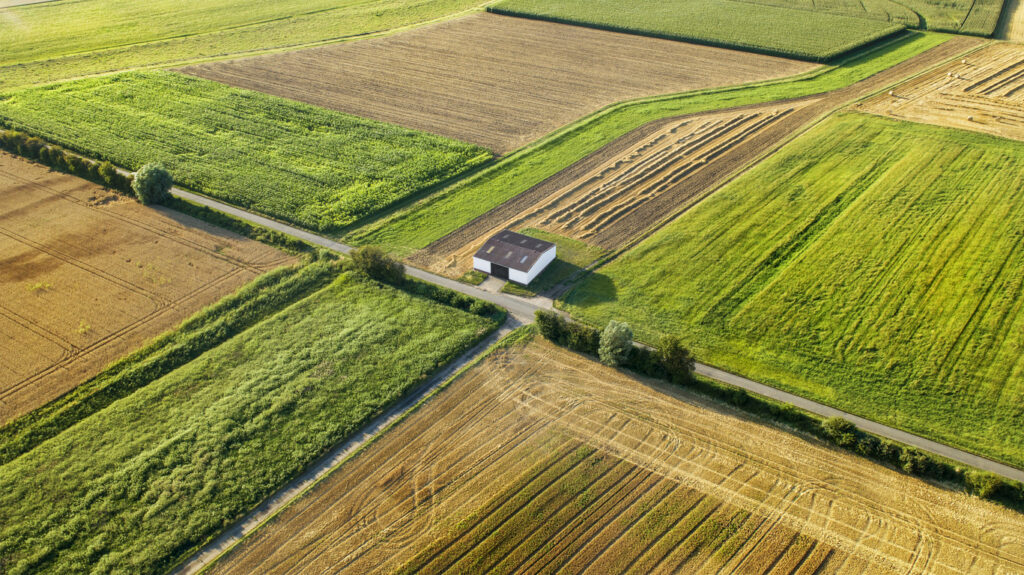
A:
[209,334,1024,575]
[856,42,1024,141]
[0,153,294,423]
[179,13,817,154]
[413,100,820,277]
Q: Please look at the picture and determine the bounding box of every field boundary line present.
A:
[172,320,523,575]
[5,1,500,91]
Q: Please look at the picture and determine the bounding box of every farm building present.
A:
[473,230,556,285]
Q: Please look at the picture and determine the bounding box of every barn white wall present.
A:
[520,246,556,285]
[472,257,491,274]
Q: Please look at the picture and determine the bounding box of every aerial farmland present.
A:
[3,0,1024,572]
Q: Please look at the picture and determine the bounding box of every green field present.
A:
[346,32,947,256]
[0,0,485,91]
[0,71,490,231]
[564,113,1024,468]
[0,272,497,574]
[491,0,1000,60]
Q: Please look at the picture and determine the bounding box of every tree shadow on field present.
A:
[560,271,618,307]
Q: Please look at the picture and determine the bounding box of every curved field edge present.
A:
[345,31,948,257]
[0,71,492,232]
[0,0,491,92]
[196,325,536,575]
[563,112,1024,470]
[488,1,903,62]
[0,271,501,575]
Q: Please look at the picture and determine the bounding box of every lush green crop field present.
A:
[490,0,902,61]
[564,113,1024,468]
[346,32,946,256]
[0,71,490,231]
[491,0,1000,60]
[0,0,485,91]
[0,272,497,574]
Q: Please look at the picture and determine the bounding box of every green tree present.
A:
[822,416,857,448]
[599,320,632,367]
[350,246,405,285]
[659,334,694,384]
[132,162,173,205]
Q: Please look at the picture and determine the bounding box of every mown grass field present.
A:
[0,271,497,574]
[0,0,485,91]
[346,32,948,256]
[491,0,1001,60]
[0,71,490,231]
[565,112,1024,468]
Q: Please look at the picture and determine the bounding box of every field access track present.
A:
[208,337,1024,575]
[414,36,982,273]
[0,153,294,423]
[180,13,816,155]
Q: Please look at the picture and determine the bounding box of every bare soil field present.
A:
[412,36,981,277]
[0,153,294,423]
[856,43,1024,140]
[179,13,817,155]
[209,336,1024,575]
[412,101,820,277]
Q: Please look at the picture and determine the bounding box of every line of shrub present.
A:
[534,310,1024,511]
[165,196,312,254]
[0,257,340,465]
[0,128,134,193]
[347,246,507,323]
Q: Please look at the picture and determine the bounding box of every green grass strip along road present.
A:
[0,71,491,232]
[564,112,1024,470]
[0,0,488,91]
[346,31,947,257]
[0,272,497,575]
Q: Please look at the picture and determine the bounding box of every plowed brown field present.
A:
[179,13,817,155]
[412,37,982,278]
[209,336,1024,575]
[856,43,1024,140]
[411,101,819,277]
[0,153,294,423]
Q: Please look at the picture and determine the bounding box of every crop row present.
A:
[0,71,490,232]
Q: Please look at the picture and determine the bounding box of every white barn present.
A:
[473,230,556,286]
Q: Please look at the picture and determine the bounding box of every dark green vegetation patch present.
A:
[0,71,490,232]
[490,0,1000,60]
[0,273,497,574]
[564,112,1024,468]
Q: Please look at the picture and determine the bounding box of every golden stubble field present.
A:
[209,335,1024,575]
[180,13,817,154]
[0,152,294,423]
[856,42,1024,141]
[412,100,820,277]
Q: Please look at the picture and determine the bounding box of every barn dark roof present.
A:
[474,230,555,272]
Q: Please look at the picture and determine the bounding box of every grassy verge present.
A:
[0,271,499,575]
[0,71,491,232]
[0,0,486,91]
[0,259,338,465]
[563,112,1024,469]
[490,0,902,61]
[345,31,947,256]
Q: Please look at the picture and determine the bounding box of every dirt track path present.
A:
[416,35,983,264]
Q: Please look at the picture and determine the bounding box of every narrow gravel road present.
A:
[169,186,1024,485]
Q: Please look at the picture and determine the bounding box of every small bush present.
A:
[659,335,695,384]
[132,162,173,205]
[349,246,405,285]
[598,320,632,367]
[822,416,857,448]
